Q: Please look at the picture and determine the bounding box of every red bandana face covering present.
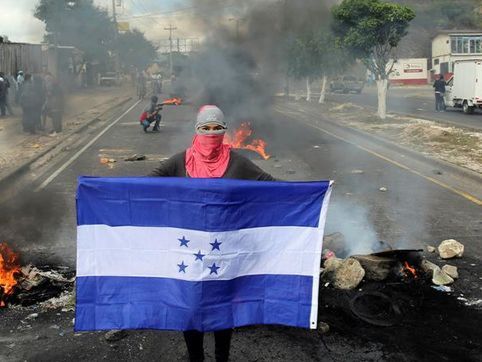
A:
[185,134,231,178]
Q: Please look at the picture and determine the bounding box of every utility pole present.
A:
[112,0,118,24]
[229,18,243,41]
[164,24,177,75]
[112,0,120,74]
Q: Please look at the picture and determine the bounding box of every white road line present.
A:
[35,100,141,191]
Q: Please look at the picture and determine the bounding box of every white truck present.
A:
[444,60,482,114]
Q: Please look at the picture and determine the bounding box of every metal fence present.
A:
[0,43,43,76]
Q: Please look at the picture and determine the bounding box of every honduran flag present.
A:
[75,176,333,332]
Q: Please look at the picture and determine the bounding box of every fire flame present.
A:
[162,97,182,106]
[403,261,418,279]
[224,122,271,160]
[0,242,21,307]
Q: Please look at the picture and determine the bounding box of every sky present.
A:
[0,0,201,43]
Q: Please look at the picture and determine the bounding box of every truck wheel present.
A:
[463,102,475,114]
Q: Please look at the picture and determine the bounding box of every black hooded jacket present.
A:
[150,150,275,181]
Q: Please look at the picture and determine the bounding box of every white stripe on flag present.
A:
[309,180,333,329]
[77,225,323,281]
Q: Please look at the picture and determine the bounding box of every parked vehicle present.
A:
[98,72,121,86]
[444,60,482,114]
[330,75,365,94]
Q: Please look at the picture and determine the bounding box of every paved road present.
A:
[2,96,481,361]
[29,96,482,263]
[327,86,482,130]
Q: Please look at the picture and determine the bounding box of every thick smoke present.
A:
[0,191,68,263]
[182,1,428,256]
[184,0,332,121]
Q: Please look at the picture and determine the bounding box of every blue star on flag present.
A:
[194,250,205,261]
[210,239,222,251]
[178,236,190,247]
[208,263,220,275]
[177,261,188,273]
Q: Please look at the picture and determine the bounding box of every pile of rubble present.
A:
[2,264,74,308]
[321,236,465,290]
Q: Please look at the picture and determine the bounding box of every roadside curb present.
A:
[0,96,133,189]
[277,101,482,185]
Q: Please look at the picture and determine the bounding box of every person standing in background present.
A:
[433,74,446,112]
[16,70,25,104]
[0,74,6,117]
[0,72,15,116]
[20,74,37,133]
[43,79,64,134]
[32,75,46,131]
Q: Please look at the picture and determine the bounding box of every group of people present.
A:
[0,70,64,134]
[135,71,163,100]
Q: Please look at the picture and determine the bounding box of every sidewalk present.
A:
[0,86,133,181]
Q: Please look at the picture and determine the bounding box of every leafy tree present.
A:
[35,0,116,64]
[117,30,157,70]
[333,0,415,119]
[286,32,322,101]
[313,31,353,103]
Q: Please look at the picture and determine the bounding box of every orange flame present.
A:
[162,97,182,106]
[0,242,21,307]
[403,261,418,279]
[224,122,271,160]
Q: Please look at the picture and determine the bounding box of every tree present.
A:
[35,0,116,64]
[286,32,321,101]
[313,31,353,104]
[333,0,415,119]
[116,30,157,70]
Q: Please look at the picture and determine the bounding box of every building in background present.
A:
[431,30,482,78]
[388,58,428,85]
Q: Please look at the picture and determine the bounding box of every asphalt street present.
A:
[28,95,482,265]
[327,86,482,130]
[2,94,481,361]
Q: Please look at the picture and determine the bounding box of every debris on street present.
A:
[431,285,452,293]
[104,330,129,342]
[317,321,330,334]
[438,239,464,259]
[40,290,75,311]
[432,268,454,286]
[352,254,392,281]
[350,169,364,174]
[323,257,365,290]
[441,264,459,279]
[124,154,147,161]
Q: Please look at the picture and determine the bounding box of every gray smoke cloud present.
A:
[0,191,68,264]
[183,0,332,121]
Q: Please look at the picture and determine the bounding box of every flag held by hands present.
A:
[75,177,333,332]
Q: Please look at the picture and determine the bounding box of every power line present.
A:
[120,0,236,20]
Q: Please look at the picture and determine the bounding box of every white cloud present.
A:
[0,0,45,43]
[0,0,205,44]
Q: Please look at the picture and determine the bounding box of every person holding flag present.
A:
[75,105,332,362]
[150,105,275,361]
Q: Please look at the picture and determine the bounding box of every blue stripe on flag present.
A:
[76,177,330,231]
[75,275,313,332]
